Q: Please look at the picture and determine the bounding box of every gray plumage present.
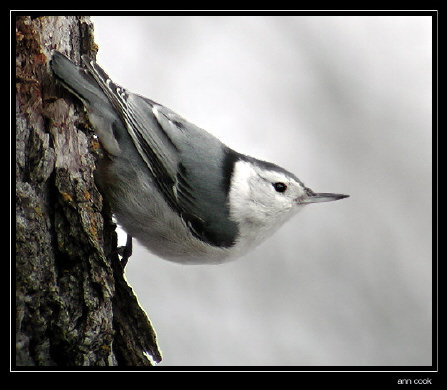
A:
[50,51,348,264]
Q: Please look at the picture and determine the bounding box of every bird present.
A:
[50,50,349,265]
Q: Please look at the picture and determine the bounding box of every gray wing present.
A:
[82,56,239,247]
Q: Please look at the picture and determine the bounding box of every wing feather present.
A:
[82,56,239,247]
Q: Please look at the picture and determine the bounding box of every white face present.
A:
[228,160,309,251]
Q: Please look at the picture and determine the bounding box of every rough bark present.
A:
[15,15,162,367]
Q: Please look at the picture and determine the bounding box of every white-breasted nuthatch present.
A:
[50,51,349,265]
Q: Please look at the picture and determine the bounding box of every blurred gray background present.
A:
[92,15,432,366]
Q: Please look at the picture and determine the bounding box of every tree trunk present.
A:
[15,15,162,367]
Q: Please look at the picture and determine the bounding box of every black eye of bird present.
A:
[273,182,287,193]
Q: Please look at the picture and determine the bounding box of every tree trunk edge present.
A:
[15,15,162,367]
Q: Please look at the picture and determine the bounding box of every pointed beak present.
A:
[297,191,350,204]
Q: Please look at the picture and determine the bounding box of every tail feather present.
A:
[50,51,110,108]
[50,50,121,156]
